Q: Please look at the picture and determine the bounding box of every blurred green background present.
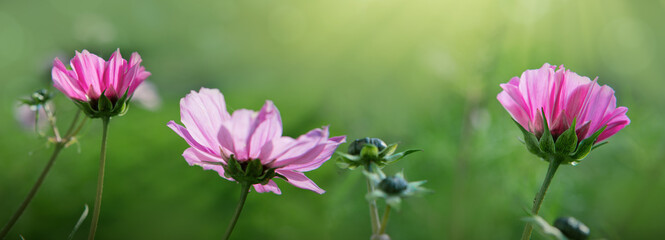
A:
[1,0,664,239]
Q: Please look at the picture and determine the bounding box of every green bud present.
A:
[348,137,387,155]
[21,89,53,109]
[360,144,380,162]
[553,217,590,240]
[378,176,409,195]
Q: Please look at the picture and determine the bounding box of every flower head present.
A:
[168,88,346,194]
[497,64,630,162]
[365,169,428,210]
[52,49,150,118]
[337,137,421,170]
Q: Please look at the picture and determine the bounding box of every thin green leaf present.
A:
[68,204,89,240]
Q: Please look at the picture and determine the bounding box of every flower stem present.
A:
[88,117,110,240]
[366,179,381,234]
[0,143,65,239]
[378,205,391,234]
[0,108,84,239]
[223,183,251,240]
[521,157,562,240]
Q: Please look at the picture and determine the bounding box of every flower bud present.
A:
[21,89,53,110]
[553,217,590,240]
[348,137,387,155]
[378,176,409,195]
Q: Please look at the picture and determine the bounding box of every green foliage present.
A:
[0,0,661,239]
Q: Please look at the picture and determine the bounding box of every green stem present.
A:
[366,178,381,234]
[88,117,110,240]
[0,143,65,239]
[0,107,83,239]
[223,183,251,240]
[63,110,82,138]
[378,205,391,234]
[521,157,562,240]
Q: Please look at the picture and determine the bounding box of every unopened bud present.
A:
[553,217,590,240]
[378,176,408,195]
[348,137,387,155]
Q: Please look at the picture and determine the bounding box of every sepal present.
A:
[73,89,132,118]
[222,156,278,185]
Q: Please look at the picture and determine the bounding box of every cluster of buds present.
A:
[516,111,606,166]
[337,137,427,209]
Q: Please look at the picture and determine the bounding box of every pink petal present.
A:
[277,170,325,194]
[497,83,530,130]
[179,89,231,155]
[281,136,346,172]
[167,120,217,156]
[519,63,554,123]
[248,100,283,159]
[182,148,230,180]
[581,85,615,136]
[103,49,124,97]
[70,50,105,99]
[268,128,328,168]
[257,136,296,165]
[596,107,630,142]
[253,180,282,194]
[228,109,259,160]
[52,58,87,101]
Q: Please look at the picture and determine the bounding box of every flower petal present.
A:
[268,127,329,168]
[253,180,282,194]
[52,58,87,101]
[281,135,346,172]
[277,170,325,194]
[167,120,217,156]
[104,49,124,98]
[248,100,283,159]
[70,50,105,99]
[179,88,231,155]
[182,148,230,180]
[228,109,259,160]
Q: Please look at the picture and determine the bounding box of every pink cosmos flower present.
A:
[52,49,150,102]
[497,63,630,143]
[167,88,346,194]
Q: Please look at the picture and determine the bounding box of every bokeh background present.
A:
[1,0,664,239]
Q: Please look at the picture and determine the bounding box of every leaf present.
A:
[385,149,422,164]
[68,204,89,240]
[335,152,361,162]
[379,144,398,158]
